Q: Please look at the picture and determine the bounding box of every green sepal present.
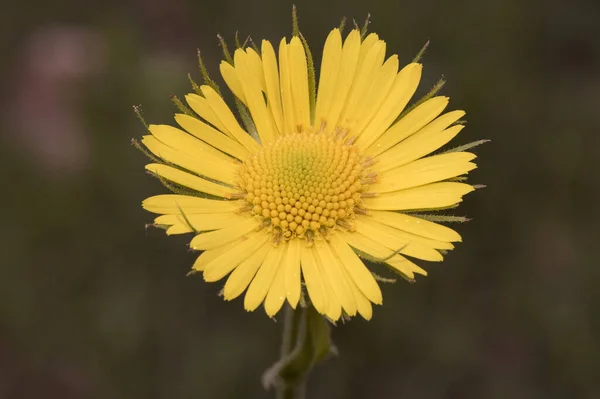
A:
[338,17,347,33]
[352,247,415,282]
[170,94,194,116]
[217,34,234,65]
[234,98,258,140]
[188,74,203,95]
[445,176,469,182]
[396,76,446,122]
[151,223,169,231]
[372,272,396,284]
[290,6,316,124]
[133,105,149,130]
[351,244,406,264]
[249,37,260,53]
[197,49,222,95]
[412,40,430,63]
[358,13,371,39]
[387,267,417,283]
[217,34,258,138]
[409,214,471,223]
[291,5,300,37]
[175,202,199,233]
[299,32,316,125]
[131,138,160,163]
[443,139,490,153]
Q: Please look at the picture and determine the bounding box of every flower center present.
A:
[236,131,376,244]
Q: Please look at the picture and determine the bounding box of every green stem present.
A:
[276,305,306,399]
[264,303,333,398]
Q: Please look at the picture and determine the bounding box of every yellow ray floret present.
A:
[223,243,271,300]
[314,28,343,127]
[244,244,286,311]
[155,212,243,235]
[232,49,277,145]
[189,216,259,250]
[355,62,422,149]
[283,238,302,308]
[203,231,271,282]
[261,40,284,134]
[372,152,477,193]
[174,113,250,160]
[366,210,462,242]
[366,96,449,156]
[354,218,444,261]
[142,194,241,214]
[146,163,230,199]
[338,230,428,279]
[374,112,466,171]
[363,182,475,211]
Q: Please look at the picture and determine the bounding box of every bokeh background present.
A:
[2,0,599,397]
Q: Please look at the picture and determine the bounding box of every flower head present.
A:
[139,20,480,321]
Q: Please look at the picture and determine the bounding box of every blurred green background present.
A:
[1,0,599,397]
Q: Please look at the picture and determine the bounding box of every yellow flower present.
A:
[140,27,478,321]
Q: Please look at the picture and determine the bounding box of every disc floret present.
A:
[237,131,374,244]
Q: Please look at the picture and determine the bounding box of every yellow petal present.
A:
[289,37,311,130]
[264,249,288,317]
[342,269,374,320]
[372,152,477,193]
[148,124,235,164]
[375,111,466,171]
[203,231,270,282]
[284,239,301,308]
[314,248,342,321]
[261,40,284,134]
[314,28,343,128]
[200,85,261,152]
[314,239,357,316]
[356,33,381,68]
[223,243,271,300]
[350,54,398,137]
[300,245,329,315]
[192,238,245,272]
[363,182,474,211]
[142,194,240,215]
[278,39,296,134]
[233,49,277,145]
[244,244,285,311]
[367,210,462,242]
[155,211,242,235]
[355,63,422,150]
[189,216,259,250]
[145,163,230,199]
[325,29,361,132]
[328,233,382,304]
[244,48,267,92]
[220,61,246,105]
[357,215,454,250]
[328,246,372,319]
[355,218,444,261]
[354,290,373,320]
[386,256,428,279]
[141,135,236,186]
[174,114,249,160]
[338,231,427,278]
[338,40,386,130]
[185,93,229,134]
[366,96,449,156]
